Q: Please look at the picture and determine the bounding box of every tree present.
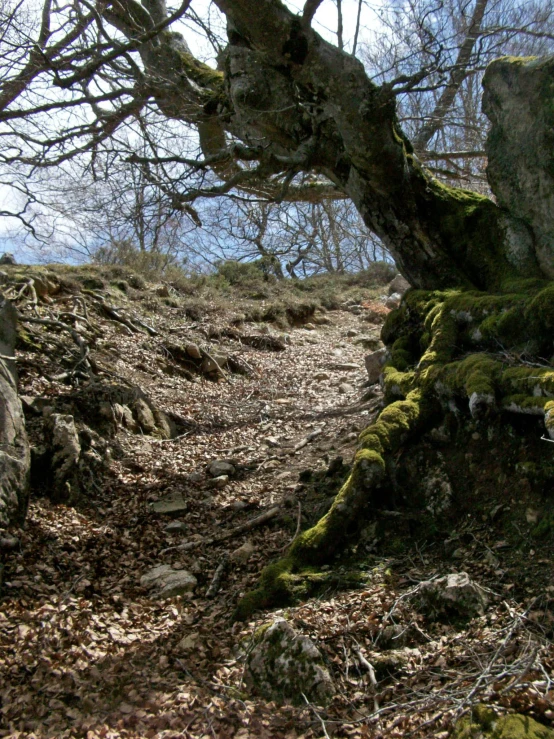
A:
[3,0,554,615]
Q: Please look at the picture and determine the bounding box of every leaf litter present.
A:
[1,269,554,738]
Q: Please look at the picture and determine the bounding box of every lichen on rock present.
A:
[244,618,334,706]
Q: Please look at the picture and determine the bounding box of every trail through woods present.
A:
[1,267,554,738]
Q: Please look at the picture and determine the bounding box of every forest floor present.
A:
[1,265,554,739]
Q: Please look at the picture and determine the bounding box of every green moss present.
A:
[453,707,554,738]
[236,391,432,619]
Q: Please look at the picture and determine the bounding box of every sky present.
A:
[1,0,383,264]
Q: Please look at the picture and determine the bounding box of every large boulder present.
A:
[0,299,30,527]
[245,618,334,706]
[483,57,554,278]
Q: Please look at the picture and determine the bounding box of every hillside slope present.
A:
[1,264,553,738]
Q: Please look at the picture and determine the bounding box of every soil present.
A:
[1,266,554,738]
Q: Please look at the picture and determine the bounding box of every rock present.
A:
[185,342,202,359]
[114,403,138,431]
[245,619,334,706]
[385,292,401,309]
[201,353,227,374]
[415,572,489,621]
[0,297,31,526]
[150,492,187,515]
[263,436,280,447]
[165,521,187,533]
[314,372,330,381]
[230,540,255,563]
[49,414,81,502]
[0,253,15,265]
[353,335,381,350]
[207,475,229,488]
[186,471,204,483]
[483,57,554,279]
[346,329,358,337]
[177,632,200,652]
[140,564,197,598]
[338,383,354,394]
[133,398,157,433]
[304,323,317,331]
[453,704,554,738]
[207,459,236,477]
[387,274,410,295]
[0,299,29,527]
[33,275,58,299]
[367,647,420,678]
[364,348,387,384]
[330,362,359,371]
[422,462,453,515]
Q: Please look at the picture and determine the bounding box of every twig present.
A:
[302,694,331,739]
[206,554,229,598]
[202,348,232,384]
[354,646,379,713]
[161,506,280,553]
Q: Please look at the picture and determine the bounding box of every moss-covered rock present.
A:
[453,705,554,738]
[244,618,334,706]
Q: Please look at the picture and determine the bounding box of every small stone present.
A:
[342,432,358,444]
[207,474,229,488]
[304,323,317,331]
[133,399,157,433]
[353,335,381,350]
[264,436,280,447]
[186,471,204,483]
[165,521,187,533]
[525,507,540,524]
[365,348,387,384]
[230,541,255,564]
[330,362,359,371]
[385,292,401,309]
[201,353,227,374]
[346,329,358,337]
[415,572,489,620]
[185,343,202,359]
[177,632,200,651]
[314,372,330,381]
[338,383,354,394]
[207,459,236,477]
[387,274,410,295]
[229,499,248,511]
[140,565,197,598]
[150,492,187,515]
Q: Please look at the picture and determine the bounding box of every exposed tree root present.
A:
[236,280,554,619]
